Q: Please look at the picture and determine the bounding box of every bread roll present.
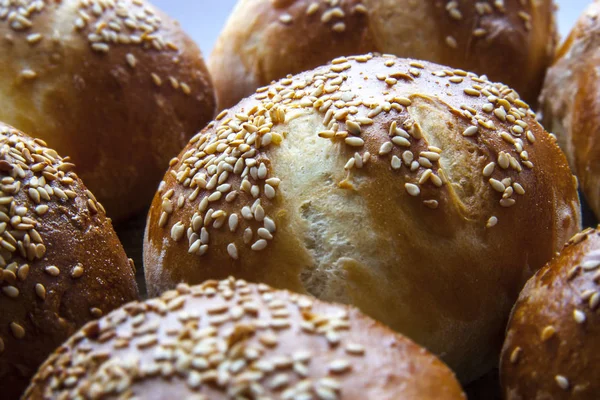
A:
[540,0,600,219]
[209,0,557,109]
[144,55,581,382]
[0,0,216,221]
[501,227,600,399]
[24,278,466,399]
[0,123,139,399]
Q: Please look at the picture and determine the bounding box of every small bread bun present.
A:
[0,122,139,398]
[541,0,600,218]
[209,0,557,109]
[501,227,600,399]
[24,278,466,400]
[144,55,581,382]
[0,0,216,221]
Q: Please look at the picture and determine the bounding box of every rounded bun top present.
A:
[0,122,138,398]
[501,227,600,399]
[25,277,466,400]
[540,0,600,218]
[0,0,216,220]
[209,0,557,108]
[145,54,580,382]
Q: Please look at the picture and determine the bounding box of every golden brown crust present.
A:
[144,55,580,382]
[500,227,600,399]
[541,0,600,219]
[0,122,139,399]
[24,278,466,400]
[0,0,216,221]
[209,0,557,109]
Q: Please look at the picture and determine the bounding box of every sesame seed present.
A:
[44,265,60,277]
[251,239,268,251]
[463,126,478,137]
[486,216,498,228]
[509,347,521,364]
[489,179,505,193]
[541,325,556,342]
[391,156,402,170]
[227,243,238,260]
[170,222,185,242]
[328,359,351,374]
[2,286,19,298]
[445,36,458,48]
[35,283,46,300]
[345,137,364,147]
[345,343,365,355]
[555,375,569,390]
[573,309,586,324]
[10,322,25,339]
[392,136,410,147]
[464,88,481,97]
[405,183,420,197]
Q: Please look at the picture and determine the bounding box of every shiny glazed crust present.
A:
[209,0,557,108]
[0,123,139,399]
[0,0,216,220]
[25,278,466,400]
[501,227,600,399]
[144,55,580,382]
[541,0,600,219]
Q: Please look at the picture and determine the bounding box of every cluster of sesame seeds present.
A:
[432,66,536,226]
[32,278,375,399]
[159,54,541,258]
[277,0,367,33]
[0,126,100,352]
[443,0,535,50]
[506,234,600,394]
[0,0,193,96]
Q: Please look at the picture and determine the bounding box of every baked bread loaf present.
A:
[0,123,139,398]
[540,0,600,219]
[24,278,466,400]
[0,0,216,221]
[209,0,557,109]
[144,55,581,382]
[501,227,600,399]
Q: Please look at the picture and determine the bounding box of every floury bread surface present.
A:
[144,55,581,382]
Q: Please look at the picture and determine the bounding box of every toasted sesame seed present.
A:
[2,286,19,298]
[486,216,498,228]
[44,265,60,277]
[392,136,410,147]
[510,347,522,364]
[35,283,46,300]
[10,322,25,339]
[391,156,402,170]
[489,179,505,193]
[541,325,556,342]
[279,13,292,24]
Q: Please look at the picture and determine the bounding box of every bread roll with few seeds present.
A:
[209,0,557,109]
[540,0,600,219]
[24,278,466,400]
[0,0,216,221]
[500,227,600,399]
[0,123,138,398]
[143,55,581,382]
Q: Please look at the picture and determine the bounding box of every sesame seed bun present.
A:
[0,0,216,221]
[540,0,600,220]
[0,123,139,398]
[24,278,466,399]
[143,54,581,382]
[209,0,557,109]
[500,227,600,399]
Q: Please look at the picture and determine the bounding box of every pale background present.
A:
[153,0,591,57]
